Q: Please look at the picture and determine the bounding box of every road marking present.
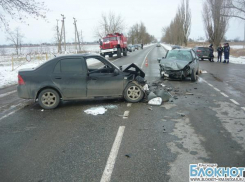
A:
[213,87,220,92]
[230,99,240,105]
[0,107,23,121]
[220,92,229,98]
[207,83,214,87]
[0,90,17,98]
[123,111,130,119]
[100,126,125,182]
[127,103,132,107]
[241,107,245,111]
[141,47,155,69]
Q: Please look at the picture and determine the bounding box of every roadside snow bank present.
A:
[0,59,46,88]
[161,44,172,50]
[229,56,245,64]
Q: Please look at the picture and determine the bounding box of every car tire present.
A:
[191,69,197,82]
[117,48,121,58]
[38,89,60,109]
[123,48,127,56]
[124,83,144,103]
[196,67,199,75]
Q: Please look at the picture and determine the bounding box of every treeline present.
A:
[161,0,191,46]
[127,22,156,44]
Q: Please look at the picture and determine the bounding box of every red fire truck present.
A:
[99,33,127,58]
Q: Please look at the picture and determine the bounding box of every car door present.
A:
[86,56,124,97]
[51,57,87,99]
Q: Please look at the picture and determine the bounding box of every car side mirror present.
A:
[114,69,119,76]
[157,58,161,63]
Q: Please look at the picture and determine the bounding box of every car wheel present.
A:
[191,69,197,82]
[124,83,144,103]
[196,67,199,75]
[38,89,60,109]
[117,48,121,58]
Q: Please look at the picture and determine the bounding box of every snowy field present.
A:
[161,43,245,65]
[0,44,153,88]
[1,44,100,55]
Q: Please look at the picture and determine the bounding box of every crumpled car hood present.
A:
[160,59,191,71]
[122,63,145,78]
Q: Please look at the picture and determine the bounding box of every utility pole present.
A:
[73,17,81,52]
[56,19,62,53]
[73,18,77,52]
[61,14,66,52]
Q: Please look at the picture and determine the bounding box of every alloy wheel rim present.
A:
[127,86,141,100]
[41,92,56,107]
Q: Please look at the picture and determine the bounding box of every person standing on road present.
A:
[223,43,230,64]
[141,43,143,49]
[209,44,214,62]
[217,44,223,62]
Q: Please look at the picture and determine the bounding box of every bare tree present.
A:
[6,27,24,55]
[95,12,125,38]
[202,0,230,48]
[161,0,191,46]
[221,0,245,20]
[0,0,48,30]
[128,22,155,44]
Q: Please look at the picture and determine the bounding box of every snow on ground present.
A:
[230,45,244,49]
[161,44,172,50]
[0,58,47,88]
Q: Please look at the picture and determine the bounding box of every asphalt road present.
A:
[0,45,245,182]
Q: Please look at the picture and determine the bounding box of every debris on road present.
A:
[161,103,177,110]
[186,92,194,95]
[148,92,157,100]
[148,106,153,110]
[177,113,186,117]
[148,97,162,106]
[125,154,131,158]
[143,84,149,91]
[84,105,117,116]
[155,90,171,102]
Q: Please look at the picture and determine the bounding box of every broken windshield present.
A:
[166,50,192,61]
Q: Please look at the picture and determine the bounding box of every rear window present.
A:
[197,47,209,51]
[59,58,83,73]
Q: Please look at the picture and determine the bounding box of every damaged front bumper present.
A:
[160,64,191,79]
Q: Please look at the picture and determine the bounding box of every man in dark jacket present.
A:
[217,44,223,62]
[223,43,230,63]
[209,44,214,62]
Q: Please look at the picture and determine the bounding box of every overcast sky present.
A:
[0,0,244,44]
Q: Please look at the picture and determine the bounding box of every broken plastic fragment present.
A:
[148,97,162,106]
[143,84,149,91]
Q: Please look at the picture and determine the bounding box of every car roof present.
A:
[55,53,100,59]
[169,48,192,51]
